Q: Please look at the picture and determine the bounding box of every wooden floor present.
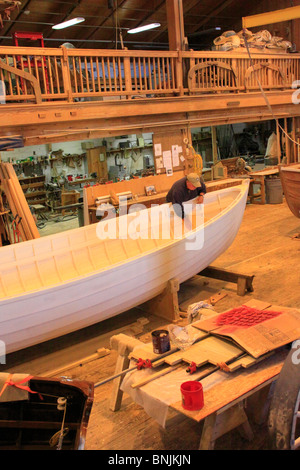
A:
[1,198,300,450]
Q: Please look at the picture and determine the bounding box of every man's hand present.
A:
[196,193,205,204]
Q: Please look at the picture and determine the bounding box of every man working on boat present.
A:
[166,172,206,223]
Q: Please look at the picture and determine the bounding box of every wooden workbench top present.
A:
[250,167,279,176]
[170,348,287,423]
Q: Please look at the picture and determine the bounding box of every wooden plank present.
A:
[178,336,243,368]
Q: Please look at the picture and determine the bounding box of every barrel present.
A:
[265,178,283,204]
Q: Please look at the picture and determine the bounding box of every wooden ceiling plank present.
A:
[72,0,130,48]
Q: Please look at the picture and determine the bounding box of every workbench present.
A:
[249,167,279,204]
[108,298,299,450]
[111,335,287,450]
[88,192,167,224]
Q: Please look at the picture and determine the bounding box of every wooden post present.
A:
[211,126,218,165]
[276,121,281,164]
[292,117,297,163]
[166,0,185,95]
[123,48,132,99]
[60,46,73,103]
[166,0,185,51]
[284,118,290,164]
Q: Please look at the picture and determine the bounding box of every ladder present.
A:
[12,31,50,96]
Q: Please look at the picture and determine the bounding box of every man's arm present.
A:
[196,179,206,204]
[171,188,185,219]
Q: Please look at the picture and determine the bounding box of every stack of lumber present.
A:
[0,162,40,241]
[0,191,11,246]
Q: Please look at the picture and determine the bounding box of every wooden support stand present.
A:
[199,265,254,296]
[199,402,253,450]
[138,278,180,321]
[109,333,143,412]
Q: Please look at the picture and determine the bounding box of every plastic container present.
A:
[265,178,283,204]
[180,381,204,411]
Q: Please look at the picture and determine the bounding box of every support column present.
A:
[166,0,185,51]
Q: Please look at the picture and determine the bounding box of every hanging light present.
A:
[52,17,85,30]
[127,23,161,34]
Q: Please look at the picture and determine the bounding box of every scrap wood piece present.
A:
[208,290,228,306]
[43,348,111,377]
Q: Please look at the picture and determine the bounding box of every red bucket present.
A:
[180,381,204,411]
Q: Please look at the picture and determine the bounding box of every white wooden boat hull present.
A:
[0,180,249,353]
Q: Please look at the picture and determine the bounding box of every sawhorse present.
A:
[199,265,255,296]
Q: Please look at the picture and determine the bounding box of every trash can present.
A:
[265,177,283,204]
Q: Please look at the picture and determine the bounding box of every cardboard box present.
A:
[192,299,300,358]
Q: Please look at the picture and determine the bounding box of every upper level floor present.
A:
[0,44,300,142]
[1,44,299,101]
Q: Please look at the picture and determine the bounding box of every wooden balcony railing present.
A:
[0,45,299,105]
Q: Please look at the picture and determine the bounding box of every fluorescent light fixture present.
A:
[52,17,85,30]
[127,23,161,34]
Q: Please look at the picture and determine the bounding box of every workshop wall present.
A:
[0,133,154,182]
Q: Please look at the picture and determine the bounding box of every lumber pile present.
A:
[0,162,40,241]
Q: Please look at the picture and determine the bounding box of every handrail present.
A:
[0,45,298,104]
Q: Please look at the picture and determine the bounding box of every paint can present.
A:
[151,329,170,354]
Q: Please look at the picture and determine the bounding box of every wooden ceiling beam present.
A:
[73,0,131,48]
[243,5,300,29]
